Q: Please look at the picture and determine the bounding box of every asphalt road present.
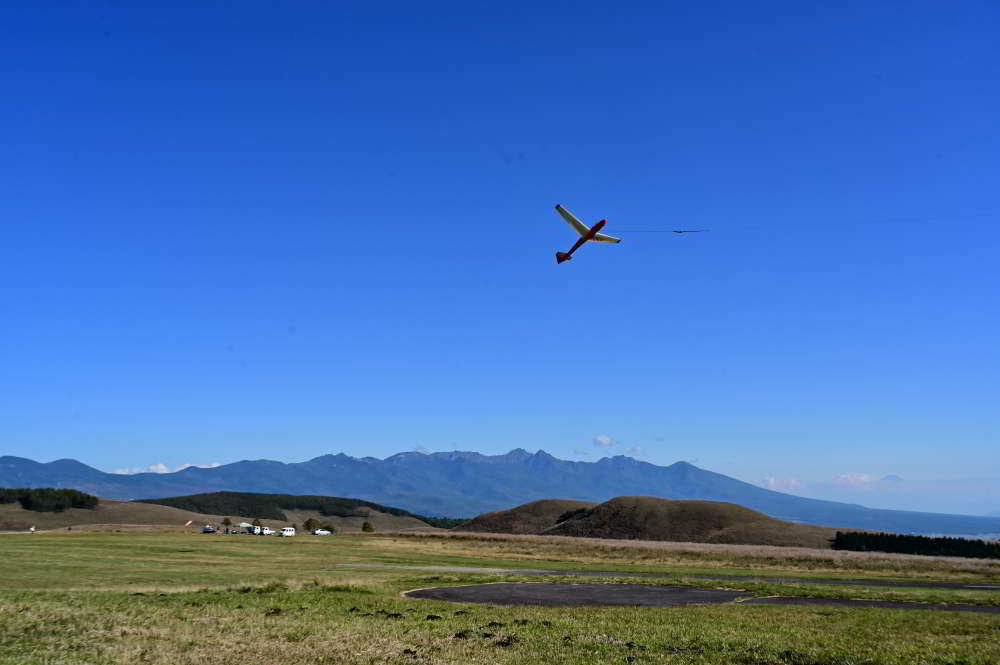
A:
[406,582,750,607]
[403,582,1000,613]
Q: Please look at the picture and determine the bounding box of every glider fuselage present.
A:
[557,219,605,264]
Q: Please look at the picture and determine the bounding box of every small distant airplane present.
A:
[672,229,707,234]
[554,204,621,264]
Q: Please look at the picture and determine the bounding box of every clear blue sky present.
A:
[2,2,998,514]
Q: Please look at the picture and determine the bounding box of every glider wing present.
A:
[592,231,621,243]
[555,204,590,236]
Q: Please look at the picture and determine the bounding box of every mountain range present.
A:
[3,450,999,536]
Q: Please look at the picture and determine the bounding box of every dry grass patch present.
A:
[374,532,1000,580]
[1,532,999,664]
[3,586,999,665]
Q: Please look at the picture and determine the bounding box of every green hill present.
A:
[458,496,837,548]
[135,491,460,529]
[0,498,235,531]
[0,494,439,533]
[458,499,597,534]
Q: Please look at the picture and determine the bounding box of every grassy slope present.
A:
[458,496,836,548]
[459,499,596,535]
[0,499,434,533]
[0,531,998,665]
[545,496,836,548]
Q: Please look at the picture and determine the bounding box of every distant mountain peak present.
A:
[310,453,355,462]
[427,450,486,462]
[384,451,425,462]
[376,448,543,464]
[597,454,641,466]
[502,448,534,461]
[1,455,38,464]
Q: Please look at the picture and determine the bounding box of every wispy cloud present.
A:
[592,435,618,447]
[625,445,646,458]
[176,462,221,472]
[112,463,169,475]
[832,472,878,487]
[761,476,803,492]
[112,462,220,475]
[753,470,995,515]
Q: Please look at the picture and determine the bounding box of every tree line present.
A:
[832,530,1000,559]
[0,488,99,512]
[136,491,466,528]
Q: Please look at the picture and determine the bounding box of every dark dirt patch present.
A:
[493,634,518,647]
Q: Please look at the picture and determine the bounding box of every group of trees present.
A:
[302,518,338,533]
[0,488,99,512]
[416,516,466,529]
[832,531,1000,559]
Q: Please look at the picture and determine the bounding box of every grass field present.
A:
[2,531,998,664]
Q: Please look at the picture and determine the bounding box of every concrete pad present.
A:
[405,582,751,606]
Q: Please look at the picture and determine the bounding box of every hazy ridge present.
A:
[3,451,1000,535]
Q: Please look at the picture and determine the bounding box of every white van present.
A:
[279,527,295,537]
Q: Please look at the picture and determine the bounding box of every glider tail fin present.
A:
[555,251,572,264]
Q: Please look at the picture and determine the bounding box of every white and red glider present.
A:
[553,204,621,264]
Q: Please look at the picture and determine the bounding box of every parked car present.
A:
[260,527,274,536]
[201,525,216,533]
[279,527,296,537]
[312,529,331,536]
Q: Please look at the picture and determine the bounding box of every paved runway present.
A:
[403,582,1000,613]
